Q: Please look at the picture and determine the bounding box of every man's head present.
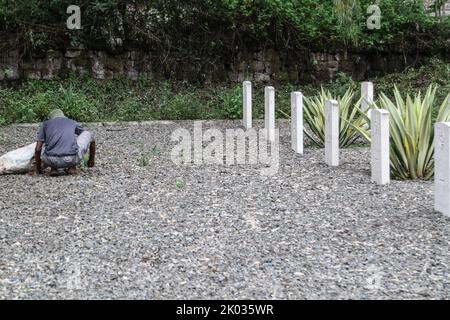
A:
[48,109,66,120]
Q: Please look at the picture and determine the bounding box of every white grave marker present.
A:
[325,99,339,166]
[291,92,303,154]
[265,86,275,142]
[435,122,450,217]
[243,81,252,129]
[371,109,390,185]
[362,81,374,113]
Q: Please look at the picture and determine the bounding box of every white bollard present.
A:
[291,92,303,154]
[371,109,390,185]
[435,122,450,217]
[265,86,275,142]
[361,81,374,113]
[243,81,252,129]
[325,99,339,166]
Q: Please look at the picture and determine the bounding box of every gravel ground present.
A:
[0,120,449,300]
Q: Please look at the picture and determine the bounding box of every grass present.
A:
[79,154,90,171]
[0,58,448,125]
[175,181,185,189]
[138,146,161,167]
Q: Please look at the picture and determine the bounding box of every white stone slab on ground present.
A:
[243,81,252,129]
[371,109,390,185]
[325,99,339,166]
[265,86,275,142]
[0,143,36,174]
[291,92,303,154]
[435,122,450,217]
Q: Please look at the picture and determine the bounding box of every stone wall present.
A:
[0,48,150,82]
[0,46,446,84]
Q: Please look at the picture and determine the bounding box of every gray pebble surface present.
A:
[0,120,449,299]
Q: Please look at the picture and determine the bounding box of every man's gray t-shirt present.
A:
[36,117,85,157]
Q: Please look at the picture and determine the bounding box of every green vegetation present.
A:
[0,75,248,124]
[80,154,90,171]
[138,146,161,167]
[0,0,448,57]
[176,181,186,189]
[374,58,450,109]
[0,59,449,125]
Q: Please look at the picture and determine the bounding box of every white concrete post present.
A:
[362,82,374,119]
[265,86,275,142]
[371,109,390,185]
[243,81,252,129]
[435,122,450,217]
[291,92,303,154]
[325,99,339,166]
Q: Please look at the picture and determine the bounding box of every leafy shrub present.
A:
[57,86,98,122]
[0,83,98,123]
[215,85,243,120]
[374,58,450,108]
[0,0,448,59]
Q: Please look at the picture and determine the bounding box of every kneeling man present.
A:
[34,109,95,175]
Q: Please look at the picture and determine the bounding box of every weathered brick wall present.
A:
[1,46,445,84]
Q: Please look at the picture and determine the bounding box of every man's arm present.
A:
[35,141,44,174]
[33,123,46,174]
[88,139,96,167]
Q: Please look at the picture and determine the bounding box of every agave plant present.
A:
[303,87,368,148]
[355,85,450,180]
